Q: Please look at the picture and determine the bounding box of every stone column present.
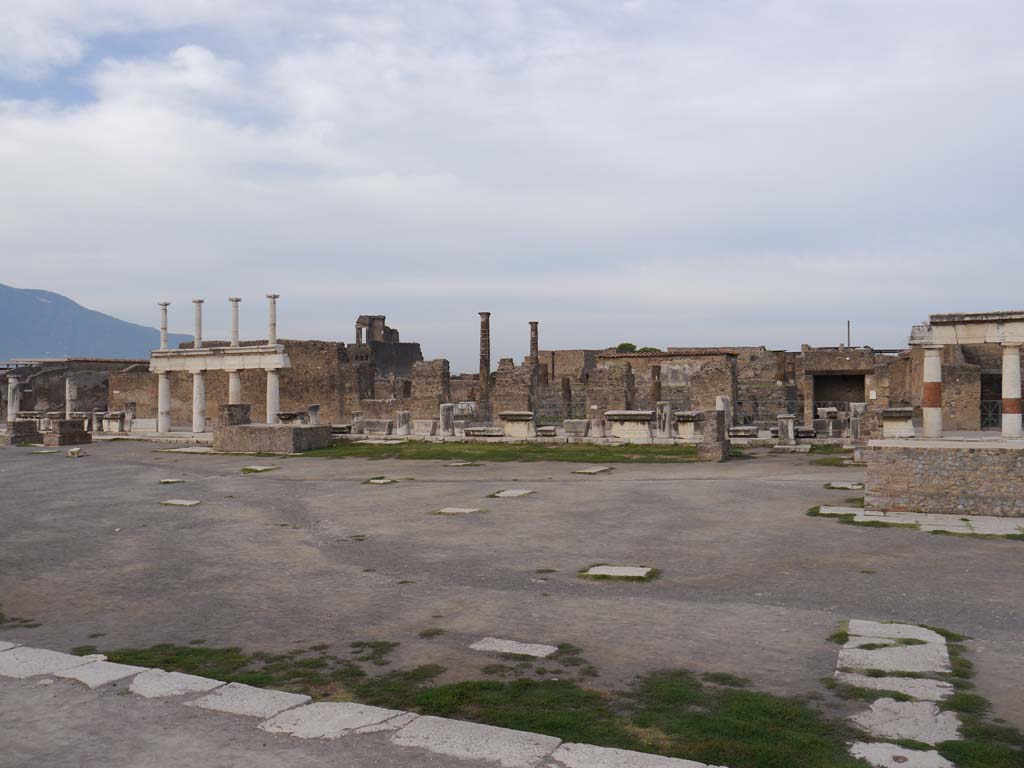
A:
[478,312,491,401]
[267,294,279,345]
[922,345,943,438]
[1001,343,1022,438]
[715,395,732,430]
[266,369,280,424]
[158,302,170,350]
[192,371,206,433]
[157,373,171,433]
[307,404,321,426]
[192,299,204,350]
[440,403,456,437]
[529,321,539,367]
[356,325,363,344]
[777,414,796,446]
[7,376,20,423]
[65,377,77,419]
[395,410,411,436]
[227,370,242,405]
[229,297,241,347]
[655,401,673,438]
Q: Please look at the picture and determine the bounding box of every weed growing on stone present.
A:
[350,640,399,665]
[418,628,446,639]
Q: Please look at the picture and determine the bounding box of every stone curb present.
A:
[0,641,727,768]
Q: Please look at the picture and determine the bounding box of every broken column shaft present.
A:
[479,312,491,400]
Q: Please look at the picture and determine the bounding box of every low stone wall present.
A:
[213,424,333,454]
[865,440,1024,517]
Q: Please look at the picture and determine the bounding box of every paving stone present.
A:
[849,742,954,767]
[362,439,406,445]
[919,524,972,533]
[186,682,310,718]
[966,518,1024,535]
[469,637,557,658]
[838,642,950,674]
[390,715,561,768]
[847,621,947,644]
[29,450,58,455]
[834,672,953,701]
[850,699,961,744]
[53,660,148,689]
[164,446,217,453]
[493,489,534,498]
[819,506,863,516]
[129,668,224,698]
[551,742,712,767]
[0,647,103,679]
[583,566,653,579]
[241,465,278,473]
[827,481,864,490]
[159,478,185,484]
[367,478,397,485]
[572,466,612,475]
[354,711,418,733]
[160,499,201,507]
[0,641,18,653]
[436,507,481,515]
[449,461,482,467]
[259,702,407,739]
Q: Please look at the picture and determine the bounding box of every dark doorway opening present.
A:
[981,373,1002,429]
[813,374,866,412]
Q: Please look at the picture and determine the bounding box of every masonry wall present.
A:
[865,444,1024,517]
[584,364,634,415]
[490,359,537,415]
[535,350,599,383]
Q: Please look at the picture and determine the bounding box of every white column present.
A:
[229,297,241,347]
[228,370,242,405]
[158,302,170,350]
[192,371,206,433]
[157,372,171,433]
[1001,343,1022,438]
[922,345,943,438]
[6,376,20,423]
[266,294,279,345]
[65,377,76,419]
[266,369,280,424]
[192,298,204,350]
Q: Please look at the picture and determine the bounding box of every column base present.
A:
[1001,413,1023,439]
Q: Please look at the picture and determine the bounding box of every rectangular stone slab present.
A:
[0,641,18,653]
[390,715,561,768]
[583,566,652,578]
[469,637,557,658]
[161,499,201,507]
[241,465,278,473]
[834,672,953,701]
[0,647,99,679]
[849,742,954,768]
[838,643,950,674]
[492,489,534,498]
[259,702,407,738]
[850,699,961,744]
[159,479,185,484]
[573,466,612,475]
[129,668,224,698]
[186,682,310,718]
[847,621,946,644]
[552,742,711,768]
[436,508,481,515]
[54,660,148,689]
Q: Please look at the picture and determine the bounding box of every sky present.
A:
[2,1,1023,372]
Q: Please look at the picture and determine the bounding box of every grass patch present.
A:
[303,441,701,464]
[845,496,865,508]
[702,672,751,688]
[0,607,41,629]
[350,640,399,665]
[822,677,912,703]
[810,456,850,467]
[535,568,558,574]
[938,739,1024,768]
[809,445,854,455]
[418,628,446,639]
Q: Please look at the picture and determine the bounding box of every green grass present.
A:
[302,441,701,464]
[822,677,913,703]
[350,640,399,665]
[702,672,751,688]
[809,445,854,455]
[810,456,850,467]
[418,628,446,639]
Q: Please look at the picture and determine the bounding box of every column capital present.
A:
[1001,342,1022,350]
[922,344,944,352]
[158,301,170,308]
[192,298,204,305]
[229,296,241,304]
[266,293,280,300]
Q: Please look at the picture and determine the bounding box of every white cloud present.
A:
[1,1,1024,370]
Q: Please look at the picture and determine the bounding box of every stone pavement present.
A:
[819,506,1024,536]
[0,640,725,768]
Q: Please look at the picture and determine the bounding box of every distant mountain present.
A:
[0,283,191,360]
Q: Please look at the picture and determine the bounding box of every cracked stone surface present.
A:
[847,622,946,643]
[827,481,863,490]
[850,698,961,744]
[160,499,201,507]
[186,682,310,718]
[469,637,557,658]
[391,715,561,768]
[0,642,18,653]
[353,711,419,734]
[834,672,953,701]
[0,648,102,679]
[128,669,224,698]
[259,702,406,738]
[583,566,652,578]
[492,489,534,498]
[849,742,954,767]
[838,642,950,673]
[550,742,714,767]
[53,660,148,689]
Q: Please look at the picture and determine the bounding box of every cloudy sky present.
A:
[2,1,1022,371]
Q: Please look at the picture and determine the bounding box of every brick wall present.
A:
[865,444,1024,517]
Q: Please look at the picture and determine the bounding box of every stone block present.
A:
[54,660,148,689]
[394,410,411,436]
[563,419,589,437]
[42,422,92,447]
[605,410,653,442]
[850,699,960,744]
[364,419,393,435]
[1,420,43,445]
[390,715,561,768]
[259,702,408,739]
[212,424,333,453]
[129,669,224,698]
[306,404,321,426]
[412,419,438,436]
[655,401,673,438]
[500,411,536,439]
[218,404,251,428]
[849,742,953,768]
[715,395,732,428]
[536,425,557,437]
[881,407,916,438]
[186,682,311,718]
[0,647,100,679]
[552,742,711,768]
[439,403,456,437]
[464,426,504,437]
[728,426,758,438]
[777,414,796,446]
[469,637,556,657]
[582,566,652,578]
[589,418,606,438]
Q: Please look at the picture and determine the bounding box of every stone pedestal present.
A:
[589,418,606,438]
[881,408,915,439]
[715,395,732,429]
[563,419,589,438]
[1,420,43,445]
[307,404,321,427]
[412,419,438,436]
[213,424,332,453]
[655,401,673,439]
[219,404,252,428]
[102,412,126,433]
[440,403,456,437]
[43,419,92,446]
[351,412,365,434]
[364,419,393,436]
[500,411,536,439]
[394,410,411,436]
[777,414,796,446]
[698,409,730,461]
[605,411,654,442]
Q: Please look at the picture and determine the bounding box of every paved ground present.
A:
[1,440,1022,738]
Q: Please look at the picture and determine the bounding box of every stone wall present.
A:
[491,358,537,414]
[5,359,146,415]
[865,442,1024,517]
[535,349,599,383]
[584,364,634,415]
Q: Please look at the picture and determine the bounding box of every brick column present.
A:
[479,312,491,401]
[922,345,943,438]
[1001,343,1022,438]
[529,321,539,367]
